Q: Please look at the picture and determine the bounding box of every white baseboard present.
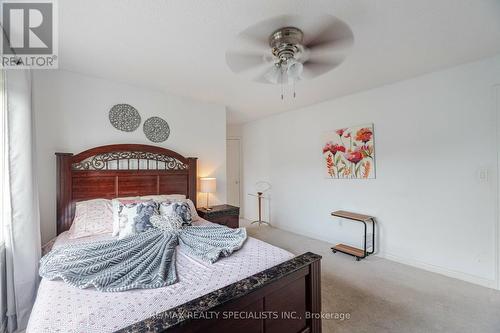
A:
[378,251,497,289]
[268,223,343,247]
[253,221,498,290]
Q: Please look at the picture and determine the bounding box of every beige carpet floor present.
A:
[244,221,500,333]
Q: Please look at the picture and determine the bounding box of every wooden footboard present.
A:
[117,253,322,333]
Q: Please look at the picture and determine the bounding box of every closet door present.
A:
[226,138,241,209]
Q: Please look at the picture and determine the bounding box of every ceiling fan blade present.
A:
[301,57,344,79]
[238,15,299,49]
[225,51,268,73]
[304,17,354,53]
[237,30,269,53]
[305,51,346,66]
[307,37,353,54]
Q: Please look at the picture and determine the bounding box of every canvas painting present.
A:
[322,124,375,179]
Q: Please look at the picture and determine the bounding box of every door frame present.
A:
[227,137,242,211]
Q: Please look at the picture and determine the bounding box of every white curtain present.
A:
[1,69,41,332]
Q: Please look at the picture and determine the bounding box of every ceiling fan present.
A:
[226,15,354,99]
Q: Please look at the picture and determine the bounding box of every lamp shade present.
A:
[199,177,216,193]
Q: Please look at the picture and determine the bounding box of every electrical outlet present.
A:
[478,168,488,182]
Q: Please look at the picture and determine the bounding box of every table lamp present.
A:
[199,177,216,210]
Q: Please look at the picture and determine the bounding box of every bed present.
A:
[28,144,322,333]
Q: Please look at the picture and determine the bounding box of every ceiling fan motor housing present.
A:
[269,27,304,62]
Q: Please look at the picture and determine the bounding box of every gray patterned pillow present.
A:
[159,200,193,226]
[118,200,158,239]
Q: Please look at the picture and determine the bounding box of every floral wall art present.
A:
[322,124,375,179]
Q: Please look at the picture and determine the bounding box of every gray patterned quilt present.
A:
[39,225,247,292]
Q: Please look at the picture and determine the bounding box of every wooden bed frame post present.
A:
[56,152,74,235]
[307,259,322,333]
[187,157,197,207]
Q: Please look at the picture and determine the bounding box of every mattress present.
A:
[27,220,294,333]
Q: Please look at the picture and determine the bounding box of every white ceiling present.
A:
[59,0,500,124]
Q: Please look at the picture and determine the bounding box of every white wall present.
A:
[34,70,227,243]
[242,55,500,288]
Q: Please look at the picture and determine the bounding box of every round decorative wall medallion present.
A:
[109,104,141,132]
[143,117,170,142]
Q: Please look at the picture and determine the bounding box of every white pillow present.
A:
[141,194,186,201]
[68,199,113,239]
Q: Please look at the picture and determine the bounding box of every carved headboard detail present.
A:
[56,144,197,235]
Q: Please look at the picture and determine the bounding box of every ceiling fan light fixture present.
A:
[267,27,305,98]
[264,64,282,84]
[286,58,303,83]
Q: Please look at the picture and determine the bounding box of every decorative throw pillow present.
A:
[111,195,187,236]
[150,214,183,232]
[111,197,140,236]
[159,200,193,226]
[141,195,199,221]
[158,198,199,221]
[117,200,159,239]
[68,199,113,239]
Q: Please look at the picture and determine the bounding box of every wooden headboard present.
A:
[55,144,197,235]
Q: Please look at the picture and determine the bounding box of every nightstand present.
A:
[197,205,240,228]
